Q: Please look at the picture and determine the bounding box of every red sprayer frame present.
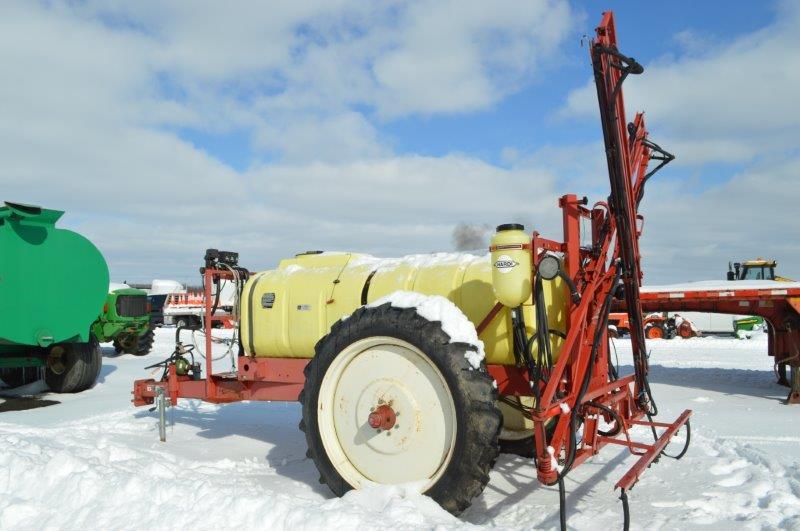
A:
[133,267,308,408]
[132,10,691,520]
[484,11,689,492]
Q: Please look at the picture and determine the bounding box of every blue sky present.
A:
[178,1,778,170]
[1,0,798,285]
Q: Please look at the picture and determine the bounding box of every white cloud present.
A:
[561,1,800,166]
[0,0,575,283]
[252,112,387,163]
[549,3,800,283]
[7,0,794,289]
[76,0,575,143]
[371,0,573,117]
[639,155,800,283]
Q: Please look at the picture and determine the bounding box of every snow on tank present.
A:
[109,282,131,293]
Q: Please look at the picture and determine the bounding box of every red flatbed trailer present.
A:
[630,281,800,403]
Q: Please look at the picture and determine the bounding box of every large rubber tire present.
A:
[498,434,536,458]
[677,321,695,339]
[134,326,155,356]
[0,367,41,388]
[300,303,502,515]
[112,333,138,354]
[44,340,102,393]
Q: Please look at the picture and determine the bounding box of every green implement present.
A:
[94,287,154,355]
[0,202,108,347]
[0,201,108,392]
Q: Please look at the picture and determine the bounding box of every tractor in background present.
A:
[727,258,792,335]
[608,312,697,339]
[94,284,154,356]
[727,258,792,282]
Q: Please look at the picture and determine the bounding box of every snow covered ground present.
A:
[1,329,798,529]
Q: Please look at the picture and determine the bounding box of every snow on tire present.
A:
[299,300,502,515]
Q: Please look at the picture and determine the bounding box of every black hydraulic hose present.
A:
[649,415,691,460]
[620,489,630,531]
[557,270,581,304]
[534,273,553,370]
[512,307,542,404]
[593,41,654,416]
[662,419,691,459]
[641,372,659,417]
[558,476,567,531]
[562,266,622,477]
[577,266,622,407]
[635,138,675,208]
[587,400,623,437]
[608,335,620,380]
[512,308,529,367]
[174,323,186,343]
[210,278,222,321]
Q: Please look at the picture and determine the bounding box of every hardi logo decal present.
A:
[494,255,518,274]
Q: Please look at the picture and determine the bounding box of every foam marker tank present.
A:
[489,223,533,308]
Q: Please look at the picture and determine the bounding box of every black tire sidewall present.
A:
[134,326,155,356]
[0,366,40,388]
[44,340,101,393]
[301,303,501,514]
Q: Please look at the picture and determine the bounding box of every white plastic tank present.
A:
[149,279,186,295]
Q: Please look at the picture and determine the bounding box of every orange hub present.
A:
[647,326,664,339]
[368,404,397,430]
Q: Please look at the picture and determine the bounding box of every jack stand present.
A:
[156,386,167,442]
[788,366,800,405]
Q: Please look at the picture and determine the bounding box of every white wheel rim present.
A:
[317,336,457,491]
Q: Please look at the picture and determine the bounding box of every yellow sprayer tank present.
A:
[240,251,567,366]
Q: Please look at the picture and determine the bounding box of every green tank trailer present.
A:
[0,201,152,393]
